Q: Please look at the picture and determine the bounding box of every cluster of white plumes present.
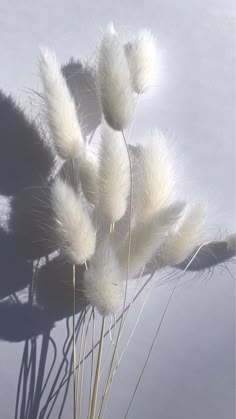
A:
[39,23,205,316]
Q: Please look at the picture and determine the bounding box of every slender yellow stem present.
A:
[89,317,105,419]
[87,309,96,419]
[72,264,77,419]
[123,244,209,418]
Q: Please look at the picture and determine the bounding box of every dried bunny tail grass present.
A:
[51,177,96,264]
[39,48,84,159]
[97,122,130,222]
[132,130,174,223]
[97,23,135,131]
[84,243,124,316]
[61,58,101,137]
[162,203,206,266]
[78,151,98,206]
[225,233,236,254]
[118,202,184,277]
[125,29,157,94]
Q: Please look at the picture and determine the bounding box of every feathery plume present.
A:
[97,122,130,222]
[62,59,101,136]
[118,202,184,277]
[39,48,84,159]
[162,204,206,266]
[97,24,134,131]
[51,178,96,264]
[84,244,124,316]
[125,29,157,94]
[78,151,98,205]
[225,233,236,254]
[132,131,174,223]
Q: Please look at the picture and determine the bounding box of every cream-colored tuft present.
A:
[51,178,96,264]
[39,48,84,159]
[225,233,236,254]
[132,131,174,223]
[162,204,206,266]
[78,151,98,205]
[84,244,124,316]
[118,202,184,277]
[97,122,130,222]
[97,25,134,131]
[125,29,157,94]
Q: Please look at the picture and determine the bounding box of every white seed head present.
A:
[84,244,124,316]
[97,25,135,131]
[162,203,206,266]
[225,233,236,254]
[118,202,184,277]
[125,29,157,94]
[132,131,174,223]
[78,152,98,205]
[39,48,84,159]
[51,178,96,264]
[97,122,130,222]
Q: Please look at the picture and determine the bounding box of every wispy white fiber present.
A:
[51,178,96,264]
[39,48,84,159]
[132,131,174,223]
[162,204,206,266]
[118,202,184,277]
[84,243,124,316]
[62,59,101,136]
[97,122,130,222]
[125,29,157,94]
[97,24,134,131]
[225,233,236,253]
[78,152,98,206]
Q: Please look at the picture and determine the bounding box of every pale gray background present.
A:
[0,1,235,418]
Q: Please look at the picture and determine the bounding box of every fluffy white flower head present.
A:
[162,203,206,266]
[132,130,174,223]
[39,48,84,159]
[118,202,184,276]
[84,244,124,316]
[97,24,134,131]
[51,178,96,264]
[126,29,157,94]
[97,122,130,222]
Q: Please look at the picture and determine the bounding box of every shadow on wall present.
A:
[0,228,32,299]
[0,87,235,343]
[0,91,54,196]
[0,79,235,418]
[0,90,87,344]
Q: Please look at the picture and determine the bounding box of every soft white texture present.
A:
[39,48,83,159]
[97,25,134,131]
[225,233,236,253]
[78,152,98,205]
[51,178,96,264]
[118,202,184,277]
[162,204,206,266]
[125,29,157,94]
[84,244,124,316]
[62,59,101,136]
[97,122,130,222]
[132,131,174,223]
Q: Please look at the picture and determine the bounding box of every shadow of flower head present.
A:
[0,301,54,342]
[9,185,57,260]
[62,59,101,137]
[0,228,32,299]
[0,91,54,196]
[36,256,88,321]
